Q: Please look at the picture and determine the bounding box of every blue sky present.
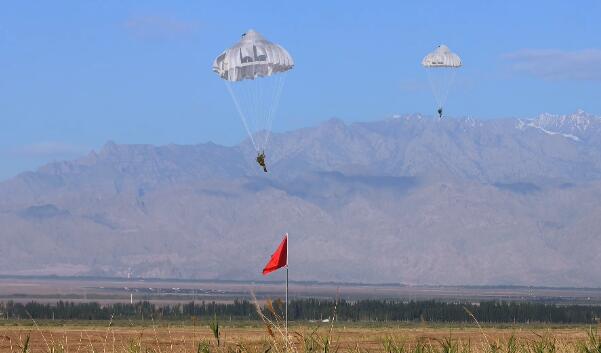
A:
[0,1,599,179]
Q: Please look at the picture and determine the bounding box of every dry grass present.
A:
[0,299,598,353]
[0,322,599,353]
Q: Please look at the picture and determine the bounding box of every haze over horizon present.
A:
[2,110,601,287]
[0,1,600,179]
[1,109,597,181]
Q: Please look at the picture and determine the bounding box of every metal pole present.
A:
[285,233,289,350]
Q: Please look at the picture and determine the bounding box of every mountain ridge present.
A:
[2,111,601,286]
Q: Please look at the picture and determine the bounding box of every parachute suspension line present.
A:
[444,69,457,108]
[252,61,267,151]
[225,81,259,152]
[225,67,287,153]
[265,74,286,147]
[254,76,265,149]
[252,60,266,151]
[426,68,457,111]
[253,62,264,148]
[426,71,438,109]
[263,73,287,149]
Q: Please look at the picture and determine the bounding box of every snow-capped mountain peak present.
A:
[517,110,600,141]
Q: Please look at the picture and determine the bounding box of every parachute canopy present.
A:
[421,45,462,68]
[212,29,294,82]
[213,30,293,154]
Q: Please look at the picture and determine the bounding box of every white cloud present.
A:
[504,49,601,81]
[10,141,86,158]
[124,15,199,40]
[399,79,429,93]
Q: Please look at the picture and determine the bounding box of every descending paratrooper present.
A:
[256,151,267,173]
[213,30,294,173]
[422,45,462,119]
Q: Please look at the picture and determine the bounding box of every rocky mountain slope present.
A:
[1,110,601,286]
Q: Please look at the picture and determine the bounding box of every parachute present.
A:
[213,29,294,156]
[421,45,462,118]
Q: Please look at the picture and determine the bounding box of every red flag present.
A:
[262,234,288,275]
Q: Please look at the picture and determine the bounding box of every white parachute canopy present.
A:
[421,45,462,114]
[213,29,294,152]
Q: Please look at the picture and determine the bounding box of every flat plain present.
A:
[0,322,597,353]
[2,277,600,352]
[2,277,601,305]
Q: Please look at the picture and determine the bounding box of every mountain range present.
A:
[2,109,601,286]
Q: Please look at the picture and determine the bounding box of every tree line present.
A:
[0,299,600,323]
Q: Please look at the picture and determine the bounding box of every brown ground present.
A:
[0,323,595,353]
[2,277,601,305]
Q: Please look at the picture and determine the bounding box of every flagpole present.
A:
[285,232,289,350]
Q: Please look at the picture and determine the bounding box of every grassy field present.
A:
[2,277,601,352]
[0,320,599,353]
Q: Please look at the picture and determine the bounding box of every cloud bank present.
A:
[10,141,86,159]
[504,48,601,81]
[124,15,199,40]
